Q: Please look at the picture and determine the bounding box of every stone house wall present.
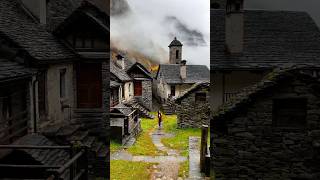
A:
[42,63,74,129]
[212,78,320,179]
[135,80,152,110]
[142,80,152,110]
[176,87,209,128]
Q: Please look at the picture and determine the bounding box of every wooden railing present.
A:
[0,110,28,144]
[0,145,88,180]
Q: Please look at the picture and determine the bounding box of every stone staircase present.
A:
[162,100,175,115]
[125,99,154,119]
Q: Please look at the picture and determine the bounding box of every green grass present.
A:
[127,114,165,156]
[110,140,122,153]
[178,160,189,178]
[110,160,155,180]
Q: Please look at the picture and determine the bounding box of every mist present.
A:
[110,0,210,66]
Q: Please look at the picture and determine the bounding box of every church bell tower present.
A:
[168,37,183,64]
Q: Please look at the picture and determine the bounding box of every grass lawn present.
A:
[127,114,166,156]
[110,140,122,153]
[160,114,210,178]
[110,160,156,180]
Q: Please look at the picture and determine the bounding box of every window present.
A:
[170,86,176,97]
[176,50,179,59]
[273,98,307,128]
[195,93,207,103]
[134,81,142,96]
[60,69,66,98]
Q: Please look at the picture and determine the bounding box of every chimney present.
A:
[180,60,187,80]
[116,54,125,70]
[225,0,244,54]
[20,0,47,24]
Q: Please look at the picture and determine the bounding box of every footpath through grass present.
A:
[127,113,166,156]
[110,160,155,180]
[160,114,203,178]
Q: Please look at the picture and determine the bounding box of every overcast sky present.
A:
[246,0,320,27]
[111,0,210,66]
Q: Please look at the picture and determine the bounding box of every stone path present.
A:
[188,137,203,180]
[111,125,205,180]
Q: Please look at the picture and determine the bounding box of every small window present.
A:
[170,86,176,97]
[273,98,307,128]
[176,50,179,59]
[60,69,67,98]
[195,93,207,103]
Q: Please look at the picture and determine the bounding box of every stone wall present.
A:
[140,80,152,110]
[212,79,320,179]
[176,87,209,128]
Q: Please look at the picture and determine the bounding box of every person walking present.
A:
[158,110,162,129]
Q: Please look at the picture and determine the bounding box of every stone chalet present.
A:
[0,0,110,179]
[175,82,210,128]
[211,0,320,110]
[156,38,210,104]
[211,69,320,179]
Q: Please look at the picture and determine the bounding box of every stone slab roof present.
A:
[14,134,69,166]
[110,61,132,82]
[0,0,76,62]
[0,58,34,82]
[211,10,320,70]
[157,64,209,84]
[48,0,109,31]
[175,82,210,102]
[112,103,134,116]
[212,68,320,126]
[110,80,121,88]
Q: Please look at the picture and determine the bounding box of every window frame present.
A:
[60,68,67,99]
[272,98,307,129]
[195,92,207,104]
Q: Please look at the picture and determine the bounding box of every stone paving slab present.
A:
[189,136,204,179]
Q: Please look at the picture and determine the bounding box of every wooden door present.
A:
[77,63,102,108]
[134,81,142,96]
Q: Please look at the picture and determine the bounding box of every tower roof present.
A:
[169,37,183,47]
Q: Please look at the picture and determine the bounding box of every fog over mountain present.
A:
[110,0,210,66]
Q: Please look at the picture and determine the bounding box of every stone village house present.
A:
[155,38,209,115]
[210,0,320,178]
[156,38,210,102]
[211,69,320,179]
[110,59,141,144]
[210,0,320,110]
[0,0,110,179]
[175,82,210,128]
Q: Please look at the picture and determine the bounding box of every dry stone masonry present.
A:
[211,70,320,179]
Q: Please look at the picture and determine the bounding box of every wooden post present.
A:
[200,125,209,173]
